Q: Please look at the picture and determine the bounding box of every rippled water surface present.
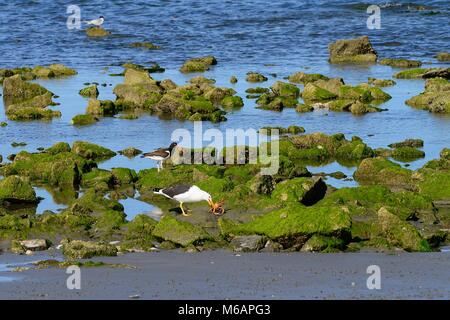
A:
[0,0,449,215]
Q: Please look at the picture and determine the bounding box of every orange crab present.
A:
[208,199,225,216]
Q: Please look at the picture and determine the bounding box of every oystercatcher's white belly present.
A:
[147,155,167,161]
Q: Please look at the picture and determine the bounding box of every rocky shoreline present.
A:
[1,36,449,261]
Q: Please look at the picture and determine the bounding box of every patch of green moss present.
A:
[62,240,118,259]
[71,114,98,126]
[72,141,116,161]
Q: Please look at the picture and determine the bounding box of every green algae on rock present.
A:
[152,215,212,247]
[436,52,450,61]
[221,96,244,109]
[406,77,450,113]
[0,176,38,204]
[368,77,396,87]
[118,147,142,158]
[72,141,116,161]
[179,56,217,73]
[130,41,161,49]
[287,72,329,84]
[379,58,422,68]
[86,99,116,116]
[71,114,98,126]
[391,147,425,162]
[245,72,268,83]
[62,240,118,259]
[86,27,111,37]
[328,36,377,63]
[79,85,99,98]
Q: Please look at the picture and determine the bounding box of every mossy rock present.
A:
[45,142,71,155]
[130,41,161,50]
[394,68,430,79]
[111,168,138,185]
[271,81,300,98]
[353,157,415,189]
[300,234,345,252]
[379,58,422,68]
[86,27,111,37]
[62,240,118,259]
[302,83,337,102]
[230,76,238,83]
[245,87,269,94]
[221,96,244,109]
[328,36,377,63]
[0,176,37,204]
[0,151,90,187]
[79,85,99,98]
[287,72,329,84]
[219,204,351,245]
[71,114,98,126]
[388,139,424,148]
[368,77,396,87]
[179,56,217,73]
[2,74,54,109]
[436,52,450,62]
[86,99,116,116]
[6,107,61,121]
[260,126,305,135]
[121,214,158,251]
[81,169,113,188]
[377,207,430,252]
[271,177,326,206]
[391,147,425,161]
[152,215,212,247]
[72,141,116,161]
[246,72,268,83]
[440,148,450,160]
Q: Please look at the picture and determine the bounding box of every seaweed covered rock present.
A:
[44,142,71,155]
[2,75,59,120]
[379,58,422,68]
[179,56,217,73]
[71,114,98,126]
[0,151,92,187]
[406,77,450,113]
[288,72,329,84]
[391,147,425,161]
[271,177,327,206]
[72,141,116,161]
[328,36,377,63]
[111,168,138,185]
[255,81,300,111]
[0,176,38,204]
[377,207,430,252]
[353,157,417,190]
[246,72,268,83]
[32,64,77,78]
[152,215,211,247]
[230,235,267,252]
[388,139,424,148]
[271,81,300,98]
[121,214,158,251]
[219,204,351,249]
[302,83,337,102]
[81,169,113,188]
[221,96,244,109]
[79,85,99,98]
[394,68,450,80]
[437,52,450,62]
[130,41,161,50]
[62,240,117,259]
[368,77,396,87]
[118,147,142,158]
[86,27,110,37]
[86,99,116,116]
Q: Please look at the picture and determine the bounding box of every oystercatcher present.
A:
[153,184,214,216]
[141,142,177,172]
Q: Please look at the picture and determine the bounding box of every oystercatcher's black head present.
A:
[100,16,104,19]
[168,142,178,150]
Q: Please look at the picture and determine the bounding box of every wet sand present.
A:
[0,251,449,300]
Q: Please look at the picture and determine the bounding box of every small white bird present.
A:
[85,16,105,27]
[141,142,177,172]
[154,184,214,216]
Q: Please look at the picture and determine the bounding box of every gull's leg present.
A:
[180,202,191,216]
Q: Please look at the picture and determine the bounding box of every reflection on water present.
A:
[34,187,68,214]
[119,191,163,221]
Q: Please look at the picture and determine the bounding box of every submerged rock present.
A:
[118,147,142,158]
[436,52,450,62]
[328,36,377,63]
[179,56,217,73]
[388,139,424,148]
[391,147,425,162]
[379,58,422,68]
[130,41,161,49]
[0,176,38,204]
[288,72,329,84]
